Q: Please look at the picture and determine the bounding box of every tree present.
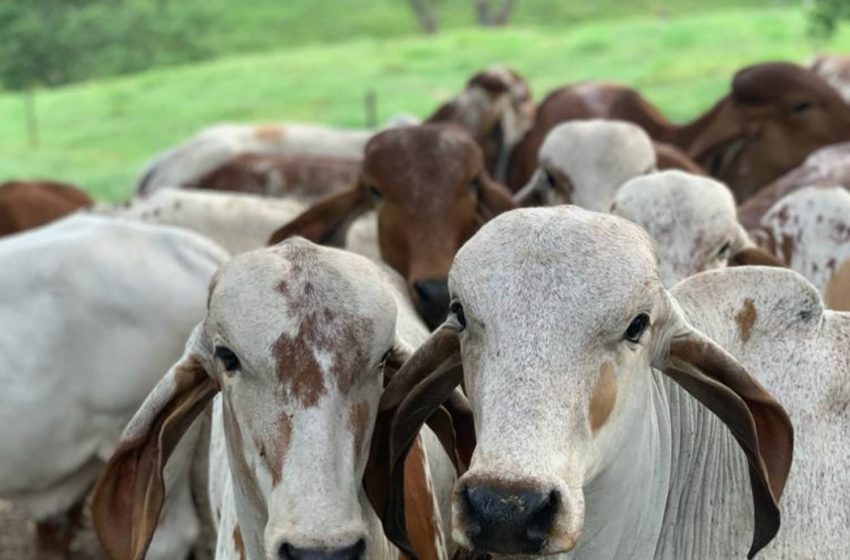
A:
[808,0,850,40]
[0,0,209,147]
[409,0,439,34]
[474,0,517,27]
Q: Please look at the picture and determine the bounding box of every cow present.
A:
[0,214,230,560]
[91,238,470,560]
[427,66,534,183]
[380,206,804,558]
[268,124,516,329]
[507,62,850,201]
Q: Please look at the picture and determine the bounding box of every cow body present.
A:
[0,215,229,559]
[0,181,92,238]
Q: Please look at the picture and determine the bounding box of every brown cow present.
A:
[427,66,534,183]
[0,181,92,238]
[653,141,705,174]
[188,152,361,202]
[738,141,850,230]
[507,62,850,201]
[269,124,517,329]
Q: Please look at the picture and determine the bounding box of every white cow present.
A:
[94,189,307,255]
[514,119,656,210]
[673,266,850,558]
[92,239,464,560]
[382,207,800,558]
[612,170,779,286]
[0,214,230,560]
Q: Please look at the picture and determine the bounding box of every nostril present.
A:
[278,543,293,560]
[526,489,560,542]
[347,539,366,560]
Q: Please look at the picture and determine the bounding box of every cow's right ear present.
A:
[91,328,219,560]
[268,184,372,246]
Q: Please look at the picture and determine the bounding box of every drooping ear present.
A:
[659,327,793,559]
[476,175,517,220]
[268,184,371,246]
[367,326,468,556]
[91,330,219,560]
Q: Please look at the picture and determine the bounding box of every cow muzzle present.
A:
[277,539,365,560]
[411,277,451,330]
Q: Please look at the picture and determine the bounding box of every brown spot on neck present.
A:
[232,524,246,560]
[589,362,618,432]
[735,297,758,343]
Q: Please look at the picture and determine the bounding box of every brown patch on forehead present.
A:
[735,298,758,343]
[589,362,618,433]
[254,125,286,142]
[349,400,371,459]
[232,524,246,560]
[257,411,292,487]
[272,247,375,408]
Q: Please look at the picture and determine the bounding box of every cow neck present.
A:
[669,95,731,153]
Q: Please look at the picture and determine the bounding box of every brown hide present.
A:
[189,153,361,201]
[0,180,92,237]
[507,62,850,201]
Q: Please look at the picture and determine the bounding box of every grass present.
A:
[1,6,848,201]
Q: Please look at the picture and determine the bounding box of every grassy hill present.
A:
[1,6,847,201]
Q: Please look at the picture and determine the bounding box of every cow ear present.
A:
[476,175,517,220]
[365,328,467,559]
[91,329,219,560]
[268,185,371,246]
[657,325,793,559]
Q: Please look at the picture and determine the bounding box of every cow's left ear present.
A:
[91,327,219,560]
[476,174,517,220]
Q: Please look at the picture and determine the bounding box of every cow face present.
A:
[690,62,850,199]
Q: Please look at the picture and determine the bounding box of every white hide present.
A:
[672,266,850,558]
[612,170,752,286]
[753,185,850,296]
[94,189,307,255]
[445,207,775,558]
[516,119,656,210]
[809,54,850,104]
[137,124,373,195]
[0,214,229,559]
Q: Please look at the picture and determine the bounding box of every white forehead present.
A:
[540,119,655,179]
[208,238,398,355]
[614,170,738,233]
[451,207,662,331]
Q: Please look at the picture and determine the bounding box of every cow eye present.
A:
[449,300,467,330]
[543,169,556,189]
[469,177,482,193]
[790,100,813,114]
[717,241,731,259]
[624,313,650,343]
[214,346,241,372]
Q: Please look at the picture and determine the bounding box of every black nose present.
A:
[412,278,450,330]
[461,484,560,554]
[279,539,365,560]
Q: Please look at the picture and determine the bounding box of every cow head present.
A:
[514,119,656,209]
[427,66,534,181]
[382,207,792,558]
[269,124,517,330]
[91,239,439,560]
[611,170,781,286]
[688,62,850,199]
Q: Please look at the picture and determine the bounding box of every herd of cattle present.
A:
[0,53,849,560]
